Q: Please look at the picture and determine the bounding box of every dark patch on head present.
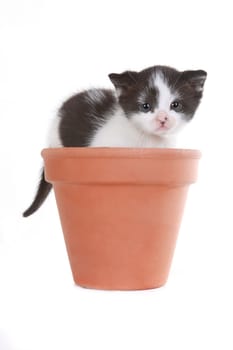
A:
[109,68,159,117]
[119,84,159,117]
[159,67,207,120]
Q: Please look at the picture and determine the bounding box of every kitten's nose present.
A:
[157,111,168,122]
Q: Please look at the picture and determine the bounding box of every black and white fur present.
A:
[23,65,207,217]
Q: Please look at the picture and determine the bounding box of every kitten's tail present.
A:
[23,168,52,217]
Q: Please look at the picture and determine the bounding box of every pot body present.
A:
[42,148,201,290]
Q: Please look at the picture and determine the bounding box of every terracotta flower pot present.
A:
[42,147,201,290]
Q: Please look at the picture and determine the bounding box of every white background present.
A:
[0,1,233,349]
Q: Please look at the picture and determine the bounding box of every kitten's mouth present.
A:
[154,119,174,134]
[158,123,169,129]
[155,123,171,132]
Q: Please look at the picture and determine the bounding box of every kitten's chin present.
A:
[152,127,176,137]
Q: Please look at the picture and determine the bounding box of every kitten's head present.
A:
[109,66,207,138]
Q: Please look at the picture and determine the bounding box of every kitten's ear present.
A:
[108,71,138,93]
[181,70,207,92]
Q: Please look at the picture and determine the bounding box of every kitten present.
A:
[23,65,207,217]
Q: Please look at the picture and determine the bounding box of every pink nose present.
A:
[157,111,168,122]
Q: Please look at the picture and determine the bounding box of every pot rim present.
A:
[42,147,201,160]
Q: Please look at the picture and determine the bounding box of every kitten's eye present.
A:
[170,101,182,112]
[140,103,151,113]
